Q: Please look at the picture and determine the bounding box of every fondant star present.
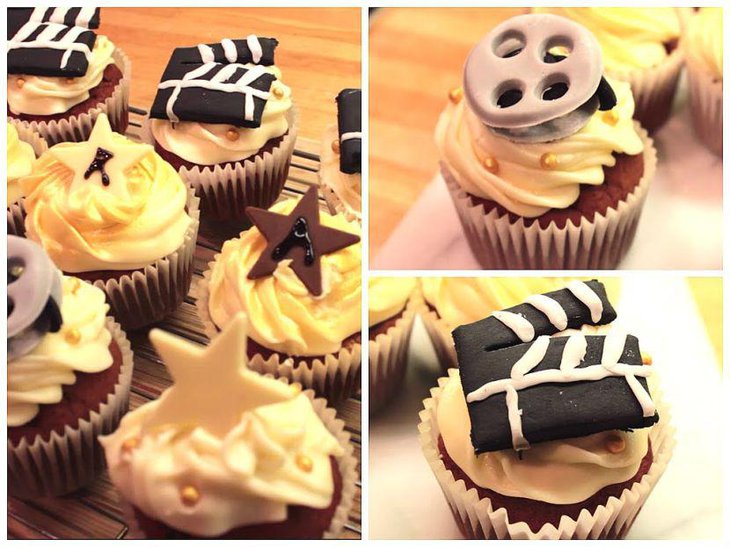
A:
[142,313,295,439]
[246,186,360,296]
[50,113,153,195]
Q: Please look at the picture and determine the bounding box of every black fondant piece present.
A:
[336,88,361,174]
[149,39,279,127]
[458,334,658,453]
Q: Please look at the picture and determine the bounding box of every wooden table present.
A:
[369,7,524,255]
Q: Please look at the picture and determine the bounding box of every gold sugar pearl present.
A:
[331,138,340,154]
[65,77,75,84]
[448,86,463,104]
[272,85,285,99]
[540,152,559,170]
[225,128,240,142]
[295,454,313,473]
[603,110,619,126]
[482,156,499,174]
[64,328,82,345]
[68,277,82,294]
[642,352,653,366]
[180,485,201,506]
[290,384,302,395]
[121,437,139,454]
[605,434,626,454]
[16,78,26,89]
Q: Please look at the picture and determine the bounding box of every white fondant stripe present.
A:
[76,7,97,28]
[221,38,237,63]
[510,335,549,379]
[197,43,214,63]
[525,293,568,331]
[8,22,93,70]
[560,332,587,371]
[246,34,262,64]
[506,385,530,451]
[340,131,362,142]
[49,8,70,25]
[492,311,535,343]
[567,280,603,323]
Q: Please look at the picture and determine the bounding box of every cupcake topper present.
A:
[453,280,658,453]
[464,13,617,143]
[246,186,360,296]
[149,37,279,128]
[336,89,362,175]
[8,236,63,360]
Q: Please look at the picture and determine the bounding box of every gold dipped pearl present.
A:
[180,485,201,506]
[482,155,499,174]
[540,152,559,170]
[272,85,285,99]
[295,454,313,473]
[603,110,619,126]
[65,77,75,84]
[605,434,626,454]
[225,128,240,142]
[331,139,340,154]
[16,78,26,89]
[68,277,82,294]
[121,437,139,454]
[64,328,82,345]
[448,86,463,104]
[642,352,653,366]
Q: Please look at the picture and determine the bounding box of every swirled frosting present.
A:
[684,8,723,80]
[151,66,292,165]
[7,35,116,116]
[8,276,113,427]
[436,78,644,218]
[320,125,361,221]
[369,277,417,327]
[437,370,650,504]
[21,115,192,272]
[533,8,681,71]
[7,123,36,205]
[207,200,361,356]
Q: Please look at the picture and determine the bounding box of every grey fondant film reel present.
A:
[464,13,605,142]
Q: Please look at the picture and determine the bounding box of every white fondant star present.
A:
[49,113,153,196]
[142,313,296,438]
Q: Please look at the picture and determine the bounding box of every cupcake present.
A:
[7,7,130,145]
[532,7,683,132]
[101,313,357,539]
[196,186,361,402]
[7,123,48,236]
[145,36,297,221]
[419,280,674,539]
[437,13,656,270]
[683,8,723,156]
[8,235,134,498]
[19,113,200,330]
[320,89,362,222]
[369,277,418,414]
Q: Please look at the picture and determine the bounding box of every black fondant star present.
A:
[246,187,360,296]
[84,147,114,186]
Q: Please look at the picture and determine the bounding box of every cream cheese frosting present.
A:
[437,370,650,504]
[533,8,681,72]
[207,200,361,356]
[436,78,644,218]
[21,114,192,272]
[7,34,116,116]
[369,277,417,327]
[150,66,292,165]
[8,276,113,427]
[320,125,361,221]
[7,123,37,205]
[684,8,723,81]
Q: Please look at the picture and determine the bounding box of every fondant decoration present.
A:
[50,113,152,192]
[149,37,279,128]
[452,280,657,453]
[8,7,100,77]
[246,186,360,296]
[463,13,617,143]
[336,88,361,174]
[8,236,63,360]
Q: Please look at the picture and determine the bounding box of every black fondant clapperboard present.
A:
[336,88,361,175]
[452,280,659,453]
[150,38,280,128]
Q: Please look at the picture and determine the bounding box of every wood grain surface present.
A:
[369,7,524,255]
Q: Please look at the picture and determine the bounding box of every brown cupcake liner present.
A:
[685,61,722,156]
[7,199,26,238]
[419,369,675,539]
[8,319,134,499]
[117,378,358,539]
[368,294,420,414]
[141,108,298,221]
[9,45,131,146]
[195,267,361,404]
[412,290,458,372]
[608,45,684,133]
[14,122,49,157]
[444,124,656,270]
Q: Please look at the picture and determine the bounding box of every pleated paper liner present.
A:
[141,108,298,222]
[195,268,361,404]
[686,60,722,157]
[9,45,131,146]
[8,319,134,499]
[419,369,676,540]
[321,181,361,224]
[443,123,657,270]
[319,125,362,224]
[7,200,26,238]
[412,290,459,372]
[115,378,358,539]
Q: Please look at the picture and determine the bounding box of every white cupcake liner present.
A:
[14,122,49,157]
[195,268,361,404]
[685,60,722,156]
[7,199,26,237]
[608,44,684,133]
[87,186,200,331]
[9,45,131,146]
[118,378,358,539]
[8,318,134,499]
[413,290,458,372]
[141,108,298,221]
[444,123,656,270]
[368,295,419,414]
[419,369,675,540]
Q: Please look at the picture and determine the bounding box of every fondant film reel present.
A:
[464,13,605,142]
